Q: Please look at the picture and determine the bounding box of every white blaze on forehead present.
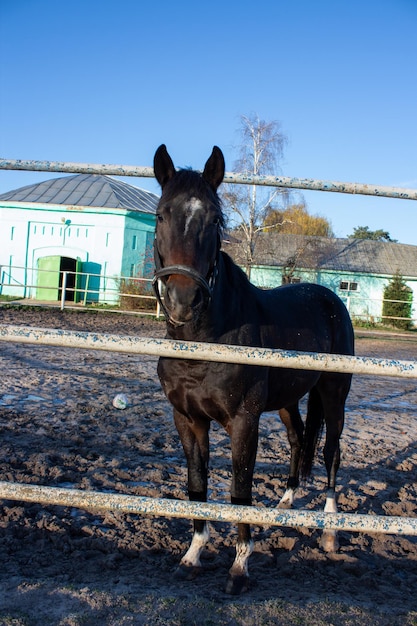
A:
[184,197,204,235]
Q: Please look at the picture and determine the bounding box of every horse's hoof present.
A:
[225,574,250,595]
[320,531,339,553]
[174,563,201,581]
[278,488,295,509]
[277,499,292,510]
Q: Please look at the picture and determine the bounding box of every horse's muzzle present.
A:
[152,265,213,327]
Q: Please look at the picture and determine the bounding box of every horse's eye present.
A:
[157,214,164,223]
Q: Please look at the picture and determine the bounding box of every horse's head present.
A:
[153,144,225,327]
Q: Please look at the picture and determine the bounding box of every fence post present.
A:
[83,274,90,306]
[60,272,67,310]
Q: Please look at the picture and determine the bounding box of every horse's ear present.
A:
[202,146,225,191]
[154,144,176,188]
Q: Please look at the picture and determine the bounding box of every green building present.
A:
[0,174,158,303]
[226,233,417,325]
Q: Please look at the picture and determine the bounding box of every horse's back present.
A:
[258,281,354,356]
[254,282,353,411]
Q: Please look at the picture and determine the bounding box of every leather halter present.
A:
[152,259,218,327]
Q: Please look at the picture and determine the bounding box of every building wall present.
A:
[249,265,417,323]
[0,202,156,302]
[121,213,156,279]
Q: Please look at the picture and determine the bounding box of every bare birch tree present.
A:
[221,113,289,275]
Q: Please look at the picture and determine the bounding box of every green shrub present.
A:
[382,271,413,330]
[118,278,155,311]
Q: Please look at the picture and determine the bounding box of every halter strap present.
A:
[152,261,218,326]
[153,264,212,294]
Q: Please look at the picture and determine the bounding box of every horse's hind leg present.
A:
[278,404,304,508]
[173,409,210,579]
[321,413,342,552]
[317,374,351,552]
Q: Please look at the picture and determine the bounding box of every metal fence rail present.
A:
[0,324,416,378]
[1,481,416,536]
[1,157,417,200]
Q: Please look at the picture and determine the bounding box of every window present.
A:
[10,226,15,241]
[132,235,137,250]
[340,280,359,291]
[290,277,301,284]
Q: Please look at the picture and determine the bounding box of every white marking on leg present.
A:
[279,488,295,509]
[321,492,339,552]
[324,493,337,514]
[184,198,203,235]
[229,539,254,577]
[180,523,210,568]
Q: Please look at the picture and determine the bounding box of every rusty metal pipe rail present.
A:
[0,324,416,378]
[1,158,417,200]
[1,481,416,535]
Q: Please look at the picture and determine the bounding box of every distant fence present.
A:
[0,264,415,326]
[342,294,416,326]
[0,264,160,315]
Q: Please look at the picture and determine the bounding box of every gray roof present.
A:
[0,174,159,214]
[226,233,417,278]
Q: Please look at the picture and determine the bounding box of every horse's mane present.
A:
[220,250,254,290]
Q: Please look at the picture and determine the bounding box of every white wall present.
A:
[0,203,126,299]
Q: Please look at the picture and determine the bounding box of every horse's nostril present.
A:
[164,280,203,323]
[168,283,201,309]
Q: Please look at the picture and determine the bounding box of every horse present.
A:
[152,144,354,594]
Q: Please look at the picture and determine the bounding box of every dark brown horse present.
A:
[152,145,354,594]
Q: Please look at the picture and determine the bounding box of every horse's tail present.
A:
[300,386,324,479]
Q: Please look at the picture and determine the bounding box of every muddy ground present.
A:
[0,306,416,625]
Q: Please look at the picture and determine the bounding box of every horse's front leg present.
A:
[225,410,259,595]
[278,405,304,508]
[173,409,210,579]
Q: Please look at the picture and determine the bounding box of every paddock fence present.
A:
[1,263,415,326]
[0,157,417,537]
[0,263,160,315]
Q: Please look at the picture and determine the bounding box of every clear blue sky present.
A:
[1,0,416,244]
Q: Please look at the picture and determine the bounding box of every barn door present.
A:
[36,255,61,300]
[37,255,81,301]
